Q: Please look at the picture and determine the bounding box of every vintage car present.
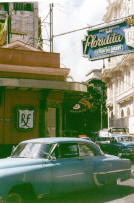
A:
[0,137,132,202]
[98,128,128,137]
[96,134,134,159]
[108,127,129,135]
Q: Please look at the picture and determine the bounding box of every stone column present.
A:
[112,78,117,120]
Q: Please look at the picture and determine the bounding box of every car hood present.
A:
[0,157,46,169]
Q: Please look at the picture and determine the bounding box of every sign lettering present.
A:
[18,109,34,130]
[82,16,134,61]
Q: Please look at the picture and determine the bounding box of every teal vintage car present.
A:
[0,137,132,202]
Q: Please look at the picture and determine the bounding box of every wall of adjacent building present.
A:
[0,88,41,144]
[0,2,38,47]
[102,0,134,132]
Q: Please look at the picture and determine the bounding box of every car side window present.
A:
[56,143,79,158]
[51,146,59,159]
[79,143,95,157]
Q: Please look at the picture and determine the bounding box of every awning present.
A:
[0,78,87,93]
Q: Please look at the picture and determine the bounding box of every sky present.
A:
[0,0,108,82]
[38,0,108,82]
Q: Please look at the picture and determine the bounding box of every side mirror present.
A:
[48,154,56,161]
[11,145,16,155]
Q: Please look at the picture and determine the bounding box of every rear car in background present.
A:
[98,127,129,137]
[96,134,134,160]
[108,127,129,135]
[99,128,109,137]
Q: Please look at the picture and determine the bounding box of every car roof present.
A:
[20,137,92,145]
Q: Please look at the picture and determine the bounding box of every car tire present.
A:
[5,184,38,203]
[5,191,38,203]
[5,192,23,203]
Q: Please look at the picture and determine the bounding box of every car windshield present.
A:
[11,143,53,159]
[116,136,134,142]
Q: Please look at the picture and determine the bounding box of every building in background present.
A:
[0,2,39,47]
[102,0,134,134]
[86,69,102,83]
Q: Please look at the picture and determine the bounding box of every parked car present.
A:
[95,136,111,145]
[99,128,109,137]
[78,134,91,140]
[98,127,129,137]
[87,131,99,141]
[108,127,129,135]
[0,137,132,202]
[96,134,134,159]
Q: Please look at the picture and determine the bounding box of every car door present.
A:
[51,142,95,194]
[78,142,98,188]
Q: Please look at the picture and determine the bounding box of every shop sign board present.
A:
[17,109,34,130]
[82,16,134,61]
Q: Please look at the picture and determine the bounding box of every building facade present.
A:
[0,41,87,148]
[0,2,38,47]
[102,0,134,133]
[0,2,87,157]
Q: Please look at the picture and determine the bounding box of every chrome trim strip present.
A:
[93,174,103,186]
[57,172,84,178]
[93,168,130,186]
[93,168,130,175]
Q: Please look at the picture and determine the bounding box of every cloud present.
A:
[39,0,108,81]
[0,0,108,81]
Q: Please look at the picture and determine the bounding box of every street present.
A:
[42,179,134,203]
[41,166,134,203]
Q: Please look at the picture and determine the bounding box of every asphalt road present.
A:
[42,179,134,203]
[41,166,134,203]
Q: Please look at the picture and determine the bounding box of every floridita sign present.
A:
[82,16,134,61]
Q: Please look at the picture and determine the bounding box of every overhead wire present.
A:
[53,15,131,38]
[20,3,132,51]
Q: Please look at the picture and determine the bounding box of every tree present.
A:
[84,79,107,131]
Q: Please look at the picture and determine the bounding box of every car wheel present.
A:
[5,192,23,203]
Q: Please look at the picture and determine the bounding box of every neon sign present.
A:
[82,16,134,61]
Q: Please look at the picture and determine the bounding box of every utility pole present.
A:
[101,103,103,129]
[50,3,53,52]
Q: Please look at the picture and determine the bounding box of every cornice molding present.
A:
[102,54,132,80]
[0,78,87,93]
[0,64,70,76]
